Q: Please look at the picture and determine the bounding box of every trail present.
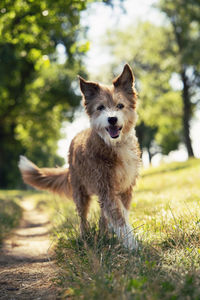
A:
[0,198,58,300]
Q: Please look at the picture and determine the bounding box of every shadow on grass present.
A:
[0,269,57,300]
[0,255,51,266]
[50,207,200,300]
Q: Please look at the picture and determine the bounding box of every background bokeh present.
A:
[0,0,199,188]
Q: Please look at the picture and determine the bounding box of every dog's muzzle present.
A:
[106,125,122,139]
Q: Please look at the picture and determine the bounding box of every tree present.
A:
[98,22,183,160]
[136,122,157,162]
[0,0,112,188]
[158,0,200,157]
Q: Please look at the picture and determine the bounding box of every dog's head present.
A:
[79,64,138,146]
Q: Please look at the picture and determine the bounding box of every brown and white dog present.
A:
[18,64,141,250]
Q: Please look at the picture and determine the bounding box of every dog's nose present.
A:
[108,117,118,125]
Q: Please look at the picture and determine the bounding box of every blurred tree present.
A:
[136,122,158,162]
[0,0,113,188]
[99,22,183,160]
[158,0,200,157]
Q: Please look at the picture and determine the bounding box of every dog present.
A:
[18,64,141,250]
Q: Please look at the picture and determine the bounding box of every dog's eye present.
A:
[116,103,124,109]
[97,105,105,111]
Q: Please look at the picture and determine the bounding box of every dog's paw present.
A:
[115,223,138,251]
[121,224,138,250]
[123,231,138,251]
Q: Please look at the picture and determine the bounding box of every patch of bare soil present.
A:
[0,199,58,300]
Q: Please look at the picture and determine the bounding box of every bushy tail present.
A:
[18,156,72,197]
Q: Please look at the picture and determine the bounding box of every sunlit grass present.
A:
[0,158,200,298]
[50,158,200,299]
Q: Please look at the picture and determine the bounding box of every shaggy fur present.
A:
[19,64,141,250]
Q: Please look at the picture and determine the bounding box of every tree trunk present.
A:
[181,69,194,157]
[147,147,153,164]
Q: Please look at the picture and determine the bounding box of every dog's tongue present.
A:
[107,126,120,138]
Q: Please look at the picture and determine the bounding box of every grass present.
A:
[50,158,200,299]
[0,190,24,245]
[0,158,200,299]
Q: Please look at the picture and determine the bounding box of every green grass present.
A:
[0,190,24,244]
[50,158,200,299]
[0,158,200,299]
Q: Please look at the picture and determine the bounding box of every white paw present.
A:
[123,231,138,250]
[121,224,138,250]
[113,223,138,251]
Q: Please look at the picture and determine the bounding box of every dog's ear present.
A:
[113,64,135,94]
[78,76,100,101]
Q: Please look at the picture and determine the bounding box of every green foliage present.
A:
[158,0,200,73]
[157,0,200,157]
[0,0,86,187]
[158,0,200,156]
[99,21,183,157]
[0,0,112,188]
[98,1,200,157]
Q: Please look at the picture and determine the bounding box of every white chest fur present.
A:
[115,135,140,193]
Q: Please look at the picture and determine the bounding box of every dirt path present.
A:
[0,198,58,300]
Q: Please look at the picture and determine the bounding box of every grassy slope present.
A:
[51,158,200,299]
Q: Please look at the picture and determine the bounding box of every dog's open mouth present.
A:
[106,126,122,139]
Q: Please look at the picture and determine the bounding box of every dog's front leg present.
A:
[99,193,138,250]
